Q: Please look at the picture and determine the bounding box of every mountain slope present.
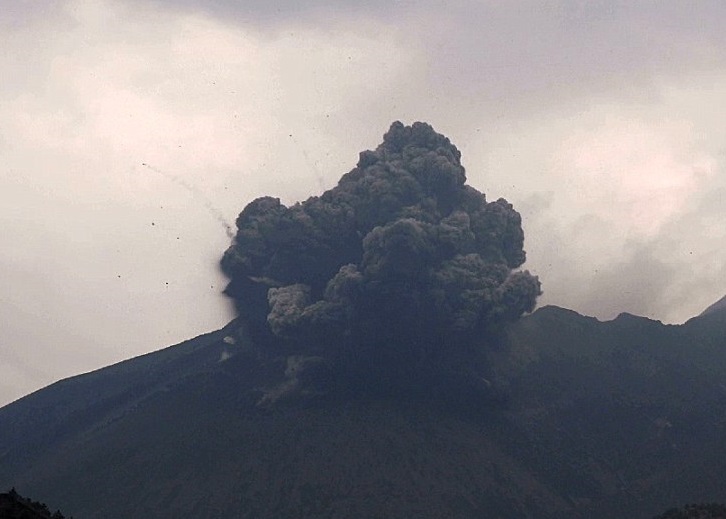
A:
[1,306,726,518]
[489,306,726,517]
[699,295,726,317]
[0,317,571,518]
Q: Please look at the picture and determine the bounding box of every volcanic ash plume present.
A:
[221,121,541,389]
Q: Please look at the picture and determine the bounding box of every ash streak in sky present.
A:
[141,162,235,239]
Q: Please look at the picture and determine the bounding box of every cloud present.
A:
[125,0,408,30]
[554,109,717,237]
[222,122,541,395]
[567,240,676,321]
[421,2,726,113]
[0,0,420,405]
[460,80,726,323]
[1,0,726,405]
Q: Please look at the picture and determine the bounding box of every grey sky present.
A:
[1,0,724,406]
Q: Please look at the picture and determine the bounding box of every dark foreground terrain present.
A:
[1,304,725,518]
[0,488,68,518]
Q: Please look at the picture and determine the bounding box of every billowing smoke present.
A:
[221,122,540,393]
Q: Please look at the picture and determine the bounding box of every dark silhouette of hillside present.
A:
[0,488,68,519]
[653,503,726,518]
[0,301,724,518]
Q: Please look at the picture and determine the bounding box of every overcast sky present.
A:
[1,0,725,406]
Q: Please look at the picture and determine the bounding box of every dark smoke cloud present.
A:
[221,122,540,392]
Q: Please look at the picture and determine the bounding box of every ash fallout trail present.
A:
[141,162,235,239]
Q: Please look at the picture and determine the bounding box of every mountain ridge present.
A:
[2,304,726,518]
[699,294,726,318]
